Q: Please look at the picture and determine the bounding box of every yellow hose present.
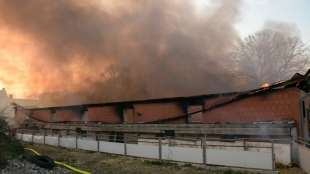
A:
[54,161,91,174]
[24,148,91,174]
[24,148,41,156]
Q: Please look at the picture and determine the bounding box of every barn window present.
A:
[160,130,175,138]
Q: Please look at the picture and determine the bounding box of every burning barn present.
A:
[12,70,309,166]
[11,71,310,167]
[17,70,309,133]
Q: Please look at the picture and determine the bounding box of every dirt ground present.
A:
[25,144,306,174]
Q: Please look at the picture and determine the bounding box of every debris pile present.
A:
[1,158,69,174]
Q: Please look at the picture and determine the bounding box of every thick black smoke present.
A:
[0,0,242,105]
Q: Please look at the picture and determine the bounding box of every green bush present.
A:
[0,118,8,133]
[0,118,23,169]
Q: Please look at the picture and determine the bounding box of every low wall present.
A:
[139,139,291,165]
[298,144,310,173]
[16,133,274,170]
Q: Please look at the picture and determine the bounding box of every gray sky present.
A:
[235,0,310,44]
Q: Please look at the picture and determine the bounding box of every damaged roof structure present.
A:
[14,70,310,168]
[16,70,309,122]
[14,70,310,140]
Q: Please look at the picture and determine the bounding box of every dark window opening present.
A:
[109,132,124,143]
[160,130,175,138]
[76,128,87,137]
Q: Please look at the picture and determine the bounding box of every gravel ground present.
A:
[0,157,71,174]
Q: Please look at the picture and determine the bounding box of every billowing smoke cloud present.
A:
[0,0,241,106]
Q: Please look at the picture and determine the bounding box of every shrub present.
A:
[0,118,23,169]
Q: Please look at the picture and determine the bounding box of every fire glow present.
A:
[0,0,241,105]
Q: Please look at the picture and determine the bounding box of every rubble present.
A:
[0,157,70,174]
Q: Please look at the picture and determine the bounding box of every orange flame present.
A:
[260,83,270,88]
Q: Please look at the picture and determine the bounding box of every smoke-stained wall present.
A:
[0,0,242,105]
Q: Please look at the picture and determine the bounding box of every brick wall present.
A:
[85,106,121,123]
[31,110,52,122]
[200,88,301,123]
[54,109,81,122]
[133,103,185,123]
[23,87,303,125]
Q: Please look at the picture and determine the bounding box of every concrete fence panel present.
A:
[45,136,59,146]
[33,135,44,144]
[274,144,291,165]
[99,141,124,155]
[127,144,158,159]
[22,134,33,142]
[206,149,273,170]
[78,137,98,151]
[59,136,76,149]
[162,145,203,164]
[298,145,310,174]
[17,133,275,170]
[16,133,22,140]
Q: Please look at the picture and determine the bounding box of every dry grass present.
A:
[24,144,305,174]
[278,166,306,174]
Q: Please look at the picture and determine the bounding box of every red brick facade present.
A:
[31,110,52,122]
[85,106,121,123]
[19,87,303,125]
[133,103,184,123]
[201,88,301,123]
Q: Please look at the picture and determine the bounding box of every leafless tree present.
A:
[233,29,310,88]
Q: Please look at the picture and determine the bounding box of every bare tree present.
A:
[233,28,310,88]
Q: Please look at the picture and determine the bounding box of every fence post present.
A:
[97,134,100,152]
[243,139,246,150]
[76,134,78,150]
[43,129,46,145]
[124,135,127,156]
[272,141,276,170]
[159,137,162,160]
[202,136,207,165]
[58,134,60,147]
[21,130,24,141]
[31,132,34,144]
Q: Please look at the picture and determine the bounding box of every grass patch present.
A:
[25,144,271,174]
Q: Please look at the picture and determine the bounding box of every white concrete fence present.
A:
[16,133,275,170]
[296,138,310,174]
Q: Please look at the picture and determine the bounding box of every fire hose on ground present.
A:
[24,148,91,174]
